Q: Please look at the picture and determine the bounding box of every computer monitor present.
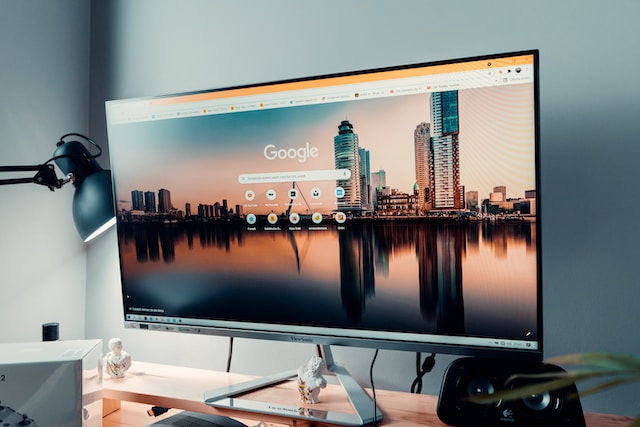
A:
[106,50,540,424]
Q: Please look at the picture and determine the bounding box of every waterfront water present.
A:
[118,220,538,342]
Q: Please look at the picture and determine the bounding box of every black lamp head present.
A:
[53,137,115,241]
[53,140,103,186]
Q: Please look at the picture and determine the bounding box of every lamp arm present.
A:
[1,133,114,242]
[0,164,69,191]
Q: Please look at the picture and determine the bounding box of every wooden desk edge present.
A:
[102,361,635,427]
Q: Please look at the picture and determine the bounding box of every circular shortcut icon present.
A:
[289,212,300,224]
[312,212,323,224]
[335,212,347,224]
[311,187,321,199]
[266,189,277,200]
[267,212,278,224]
[245,189,255,201]
[246,213,257,225]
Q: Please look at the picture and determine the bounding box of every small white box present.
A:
[0,339,102,427]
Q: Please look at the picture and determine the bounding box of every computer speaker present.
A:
[437,357,586,427]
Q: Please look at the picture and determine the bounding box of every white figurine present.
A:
[104,337,132,378]
[297,356,327,404]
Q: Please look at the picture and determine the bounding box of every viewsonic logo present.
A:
[289,336,313,343]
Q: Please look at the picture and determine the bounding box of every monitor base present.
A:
[203,345,383,426]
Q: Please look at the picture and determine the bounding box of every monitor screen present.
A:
[106,50,541,361]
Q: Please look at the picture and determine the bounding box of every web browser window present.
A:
[106,51,540,357]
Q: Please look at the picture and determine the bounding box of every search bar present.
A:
[238,169,351,184]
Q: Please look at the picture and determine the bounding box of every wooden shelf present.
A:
[103,361,633,427]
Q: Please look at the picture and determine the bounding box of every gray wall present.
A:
[1,0,638,419]
[0,1,90,342]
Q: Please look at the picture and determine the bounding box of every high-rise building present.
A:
[197,204,207,218]
[371,169,386,192]
[430,91,462,210]
[158,188,172,213]
[489,192,504,202]
[358,147,371,212]
[414,122,431,212]
[131,190,144,211]
[466,190,478,211]
[144,191,156,212]
[494,186,507,202]
[370,169,386,211]
[334,120,361,212]
[221,199,229,218]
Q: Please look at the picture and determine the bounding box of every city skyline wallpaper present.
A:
[109,82,535,215]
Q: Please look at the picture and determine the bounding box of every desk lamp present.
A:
[0,133,115,242]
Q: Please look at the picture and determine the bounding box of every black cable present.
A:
[147,406,169,417]
[59,133,103,158]
[226,336,234,372]
[410,352,436,394]
[369,348,380,427]
[44,133,103,165]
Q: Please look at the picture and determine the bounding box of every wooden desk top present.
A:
[103,361,633,427]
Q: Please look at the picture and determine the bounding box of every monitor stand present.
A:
[203,345,383,426]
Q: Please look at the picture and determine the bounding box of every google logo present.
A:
[264,142,319,163]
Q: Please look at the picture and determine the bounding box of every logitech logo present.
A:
[500,408,516,423]
[264,142,319,163]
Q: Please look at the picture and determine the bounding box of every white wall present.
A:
[85,0,640,418]
[0,1,91,342]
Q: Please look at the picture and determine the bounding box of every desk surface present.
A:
[103,361,633,427]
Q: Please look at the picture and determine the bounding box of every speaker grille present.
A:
[437,357,586,427]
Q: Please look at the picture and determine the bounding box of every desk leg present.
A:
[103,398,122,417]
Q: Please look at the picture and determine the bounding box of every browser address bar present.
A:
[238,169,351,184]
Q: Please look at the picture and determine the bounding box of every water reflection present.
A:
[118,220,537,340]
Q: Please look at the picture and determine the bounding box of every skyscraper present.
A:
[370,169,386,211]
[370,169,386,191]
[334,120,361,212]
[131,190,144,211]
[414,122,431,213]
[358,147,371,212]
[158,188,172,213]
[144,191,156,212]
[466,191,478,211]
[430,91,462,210]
